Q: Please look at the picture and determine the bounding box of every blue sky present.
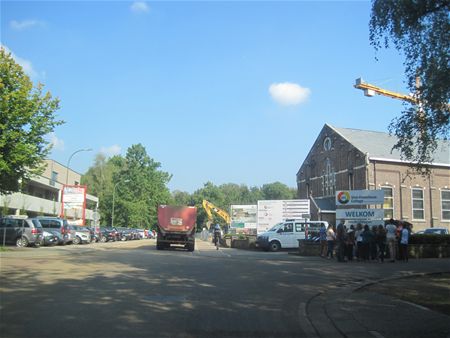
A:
[1,1,408,193]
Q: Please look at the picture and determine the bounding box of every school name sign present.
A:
[336,190,384,206]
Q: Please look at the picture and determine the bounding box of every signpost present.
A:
[335,190,384,226]
[61,185,87,225]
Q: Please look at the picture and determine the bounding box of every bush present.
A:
[410,234,450,245]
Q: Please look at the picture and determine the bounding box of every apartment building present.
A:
[0,159,98,224]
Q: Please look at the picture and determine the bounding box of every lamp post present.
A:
[112,179,130,228]
[66,148,93,185]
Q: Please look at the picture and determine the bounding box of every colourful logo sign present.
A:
[337,191,350,205]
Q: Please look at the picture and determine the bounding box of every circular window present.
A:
[323,137,332,151]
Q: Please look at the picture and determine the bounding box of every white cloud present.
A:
[130,2,149,13]
[1,45,38,78]
[100,145,122,157]
[48,133,65,151]
[269,82,311,106]
[10,19,44,31]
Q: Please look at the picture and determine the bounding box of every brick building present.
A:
[296,124,450,231]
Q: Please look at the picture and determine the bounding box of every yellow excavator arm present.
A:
[202,200,231,225]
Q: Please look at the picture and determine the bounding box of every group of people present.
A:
[319,219,411,263]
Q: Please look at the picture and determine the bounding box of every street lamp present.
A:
[112,179,130,228]
[66,148,93,185]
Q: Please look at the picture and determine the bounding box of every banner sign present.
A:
[336,208,384,220]
[61,185,87,225]
[336,190,384,206]
[230,205,257,230]
[257,199,310,233]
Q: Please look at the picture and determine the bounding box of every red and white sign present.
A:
[61,185,87,225]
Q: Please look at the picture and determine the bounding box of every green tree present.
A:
[172,190,193,206]
[261,182,296,200]
[370,0,449,166]
[112,144,172,228]
[0,47,63,194]
[81,154,125,225]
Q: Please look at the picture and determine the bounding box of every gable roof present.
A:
[327,124,450,166]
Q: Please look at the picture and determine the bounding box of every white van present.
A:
[256,220,329,252]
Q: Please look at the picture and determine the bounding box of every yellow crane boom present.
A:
[354,78,418,104]
[202,200,231,225]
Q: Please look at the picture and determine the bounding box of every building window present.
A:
[322,158,335,197]
[323,137,332,151]
[442,189,450,221]
[50,171,58,186]
[348,173,354,190]
[381,186,394,219]
[412,188,425,220]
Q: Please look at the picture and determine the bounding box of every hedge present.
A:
[409,234,450,245]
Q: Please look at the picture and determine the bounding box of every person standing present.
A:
[361,224,373,262]
[400,224,410,262]
[319,224,327,258]
[336,221,346,262]
[385,219,397,262]
[346,226,355,261]
[376,224,387,263]
[326,224,336,259]
[355,223,363,261]
[213,224,222,250]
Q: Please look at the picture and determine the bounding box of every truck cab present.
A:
[256,220,328,252]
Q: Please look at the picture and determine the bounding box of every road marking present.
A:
[397,299,431,312]
[297,302,319,338]
[369,330,386,338]
[218,249,231,257]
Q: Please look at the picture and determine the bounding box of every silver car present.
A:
[71,225,92,244]
[0,216,44,247]
[36,217,75,245]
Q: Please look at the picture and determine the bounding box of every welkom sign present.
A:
[335,190,384,223]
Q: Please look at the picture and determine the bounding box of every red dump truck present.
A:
[156,205,197,251]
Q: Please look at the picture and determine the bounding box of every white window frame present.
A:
[441,189,450,221]
[381,186,394,220]
[412,187,425,221]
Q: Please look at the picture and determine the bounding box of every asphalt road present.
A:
[1,238,449,338]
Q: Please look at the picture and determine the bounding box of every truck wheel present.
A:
[269,241,281,252]
[156,240,164,250]
[187,243,195,252]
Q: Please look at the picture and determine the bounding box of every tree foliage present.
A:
[81,144,172,228]
[0,47,63,194]
[186,181,296,228]
[369,0,450,166]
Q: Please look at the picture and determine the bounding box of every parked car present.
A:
[99,227,116,242]
[71,225,92,244]
[41,230,60,246]
[37,217,76,245]
[118,228,133,241]
[256,220,329,252]
[105,227,121,241]
[86,226,99,242]
[423,228,449,235]
[0,216,44,247]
